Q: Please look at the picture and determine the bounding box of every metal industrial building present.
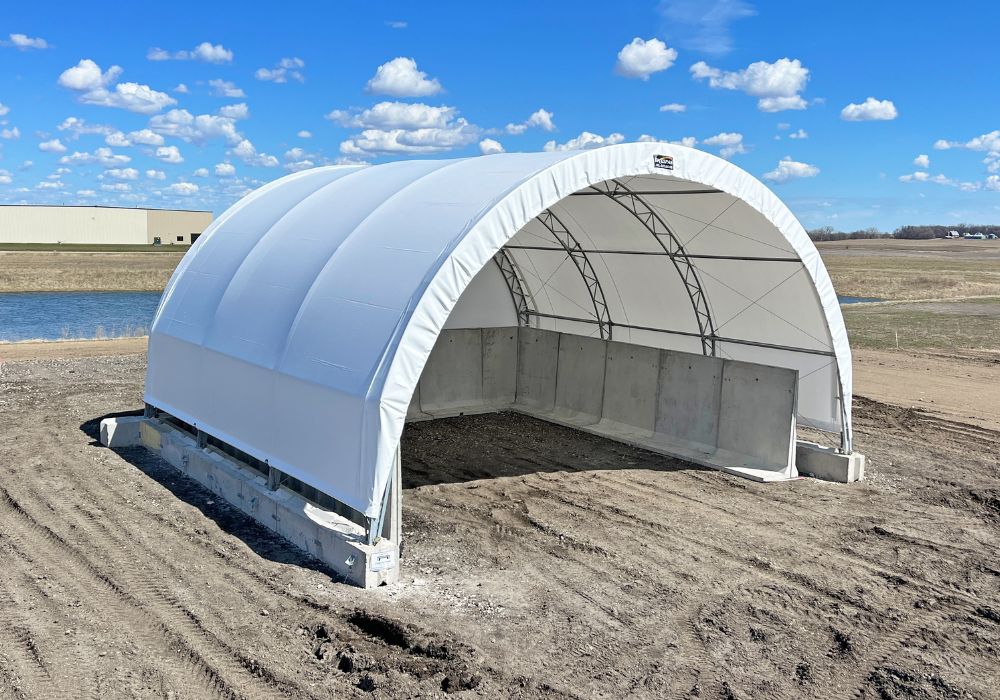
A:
[0,204,213,245]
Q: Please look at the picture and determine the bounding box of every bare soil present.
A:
[1,344,998,699]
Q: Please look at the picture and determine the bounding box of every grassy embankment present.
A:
[822,251,1000,351]
[0,249,184,292]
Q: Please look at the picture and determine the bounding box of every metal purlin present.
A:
[533,208,614,340]
[492,248,533,327]
[591,179,718,356]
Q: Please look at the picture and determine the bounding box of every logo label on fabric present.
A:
[654,154,674,170]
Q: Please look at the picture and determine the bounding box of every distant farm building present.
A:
[0,204,213,245]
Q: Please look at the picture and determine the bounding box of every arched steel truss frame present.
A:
[533,209,613,340]
[491,182,723,355]
[590,179,718,356]
[492,248,532,327]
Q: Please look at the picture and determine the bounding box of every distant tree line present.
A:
[808,224,1000,241]
[807,227,885,241]
[892,224,1000,239]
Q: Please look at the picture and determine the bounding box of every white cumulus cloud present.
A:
[214,162,236,177]
[104,167,139,180]
[840,97,897,121]
[1,126,19,139]
[255,57,305,83]
[659,103,687,113]
[328,102,457,130]
[218,103,249,120]
[336,103,480,157]
[365,57,443,97]
[208,79,245,98]
[914,154,929,169]
[58,59,175,114]
[59,147,130,166]
[155,145,184,164]
[763,156,819,183]
[4,33,49,50]
[505,108,556,135]
[38,138,67,153]
[297,130,312,138]
[149,109,242,145]
[479,138,504,155]
[146,169,166,180]
[615,38,677,80]
[543,131,625,152]
[702,131,747,158]
[147,42,233,63]
[229,139,279,167]
[168,182,199,195]
[691,58,809,112]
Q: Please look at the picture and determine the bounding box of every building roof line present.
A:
[0,203,212,214]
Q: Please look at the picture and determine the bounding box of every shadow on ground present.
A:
[80,412,344,580]
[80,409,705,577]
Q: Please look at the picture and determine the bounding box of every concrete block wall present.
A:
[410,326,800,481]
[102,416,399,588]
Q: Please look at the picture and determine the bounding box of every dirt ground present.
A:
[0,343,998,699]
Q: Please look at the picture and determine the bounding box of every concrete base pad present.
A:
[796,441,865,483]
[100,416,399,588]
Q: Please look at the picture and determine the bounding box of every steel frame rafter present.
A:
[533,208,613,340]
[493,249,532,327]
[591,179,717,356]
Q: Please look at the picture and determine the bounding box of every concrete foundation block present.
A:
[552,334,606,425]
[796,442,865,483]
[718,361,798,473]
[419,328,484,412]
[139,420,162,451]
[482,327,518,406]
[106,417,399,588]
[602,342,659,432]
[515,327,559,410]
[656,351,724,449]
[99,416,143,448]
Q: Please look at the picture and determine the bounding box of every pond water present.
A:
[838,295,881,305]
[0,291,162,342]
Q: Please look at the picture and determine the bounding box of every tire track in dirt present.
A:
[9,480,326,700]
[0,576,54,698]
[15,446,514,698]
[64,445,336,613]
[583,468,993,616]
[416,490,681,695]
[0,485,273,700]
[509,470,992,698]
[438,486,734,697]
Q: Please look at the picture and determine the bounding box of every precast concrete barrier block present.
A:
[116,417,398,588]
[99,416,143,447]
[796,442,866,483]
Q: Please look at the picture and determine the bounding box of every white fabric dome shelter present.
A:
[146,143,852,527]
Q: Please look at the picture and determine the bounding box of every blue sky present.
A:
[1,0,998,231]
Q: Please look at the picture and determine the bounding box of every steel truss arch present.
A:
[532,208,614,340]
[591,179,718,356]
[492,248,532,327]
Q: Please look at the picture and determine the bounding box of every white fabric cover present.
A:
[146,143,852,519]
